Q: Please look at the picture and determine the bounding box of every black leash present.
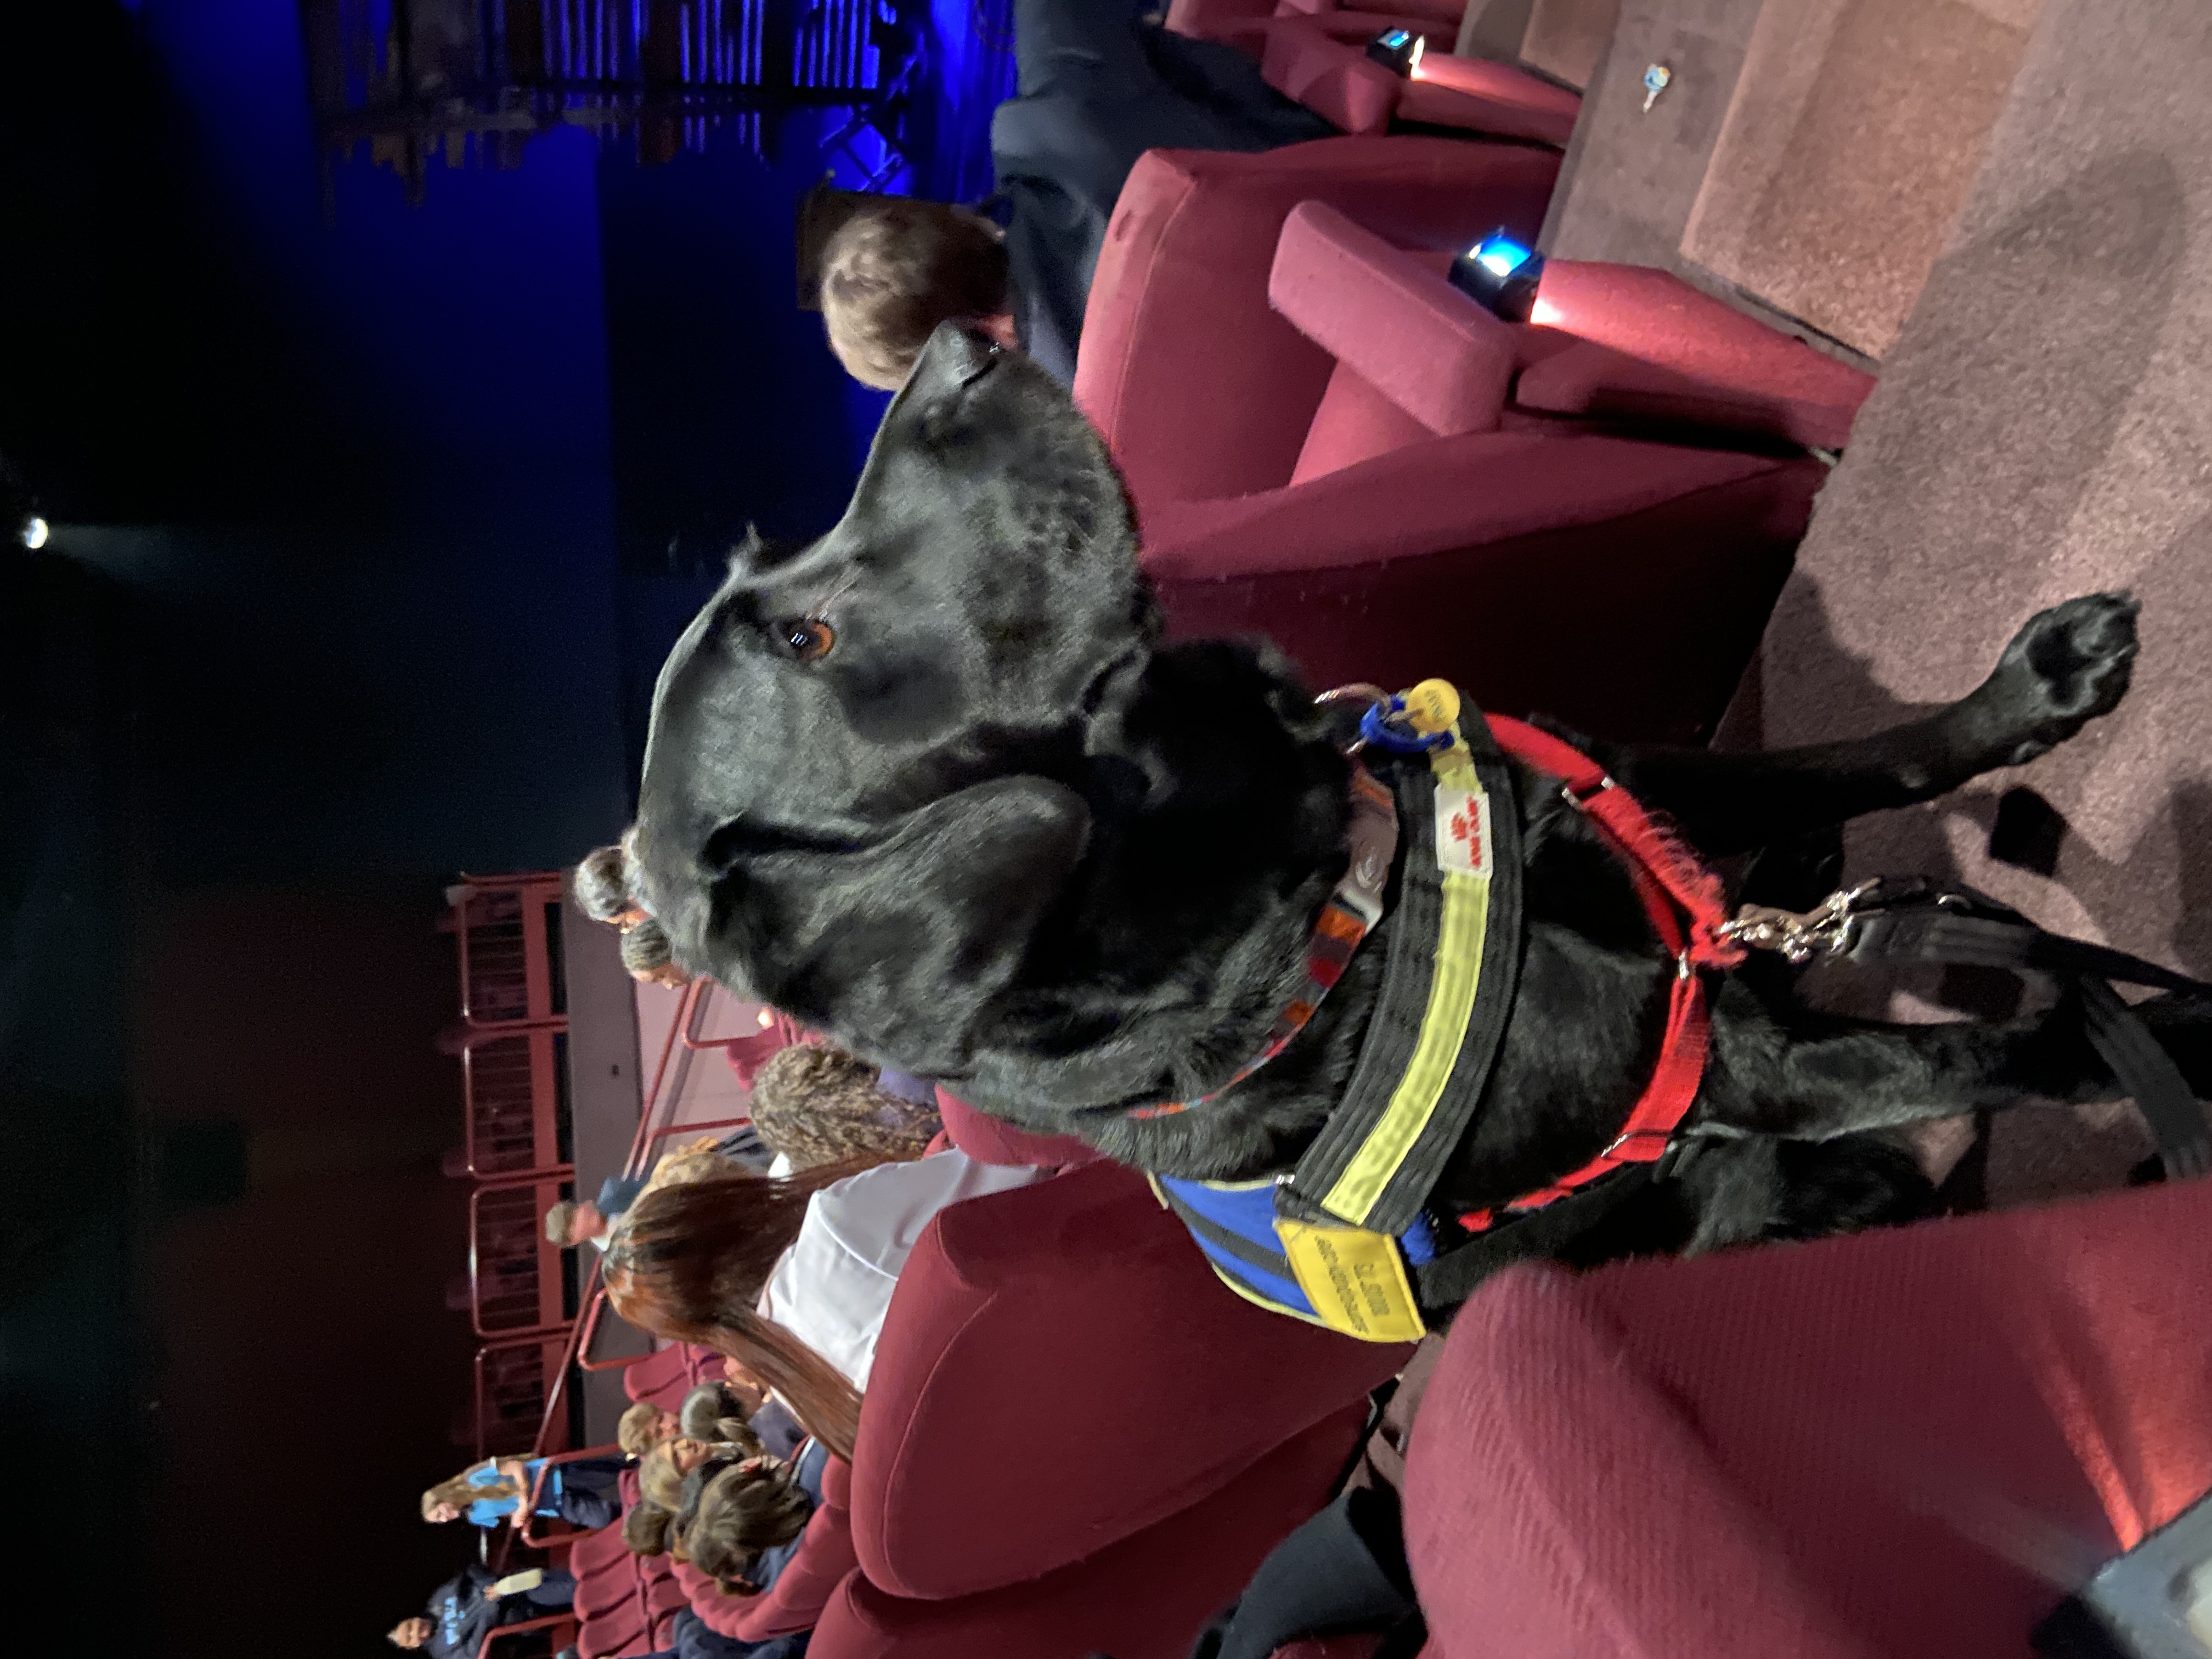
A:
[1737,876,2212,1182]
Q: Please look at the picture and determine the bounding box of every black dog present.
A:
[633,325,2206,1271]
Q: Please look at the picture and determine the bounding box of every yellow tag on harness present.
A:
[1401,679,1462,735]
[1277,1218,1428,1342]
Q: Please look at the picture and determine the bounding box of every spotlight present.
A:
[21,515,49,550]
[2033,1489,2212,1658]
[756,1008,775,1029]
[1366,26,1425,76]
[1447,230,1547,323]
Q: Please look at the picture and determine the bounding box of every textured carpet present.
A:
[1518,0,1621,87]
[1681,0,2038,357]
[1724,0,2212,1200]
[1537,0,1874,370]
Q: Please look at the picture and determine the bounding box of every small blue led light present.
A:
[1380,29,1409,47]
[1472,235,1532,278]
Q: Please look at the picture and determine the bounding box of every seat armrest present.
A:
[1261,18,1400,132]
[1517,260,1876,450]
[1269,200,1513,436]
[1400,52,1581,145]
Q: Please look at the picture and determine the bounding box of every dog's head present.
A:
[633,325,1157,1072]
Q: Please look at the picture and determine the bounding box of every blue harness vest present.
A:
[1138,686,1527,1344]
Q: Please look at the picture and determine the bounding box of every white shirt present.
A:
[758,1149,1048,1388]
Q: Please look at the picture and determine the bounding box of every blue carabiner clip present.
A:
[1358,698,1452,754]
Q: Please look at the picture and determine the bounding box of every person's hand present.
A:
[721,1356,762,1390]
[484,1582,504,1600]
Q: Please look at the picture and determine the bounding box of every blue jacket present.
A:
[745,1440,831,1595]
[656,1610,811,1659]
[991,0,1332,385]
[549,1454,627,1531]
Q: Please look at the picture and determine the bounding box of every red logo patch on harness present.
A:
[1435,786,1492,879]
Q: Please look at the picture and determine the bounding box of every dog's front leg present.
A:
[1573,593,2139,856]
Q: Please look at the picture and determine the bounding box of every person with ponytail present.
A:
[604,1148,1050,1462]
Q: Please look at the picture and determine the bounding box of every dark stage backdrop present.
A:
[0,1,1006,1654]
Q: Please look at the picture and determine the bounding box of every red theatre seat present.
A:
[817,1405,1370,1659]
[621,1341,725,1410]
[1260,16,1579,145]
[1166,0,1469,56]
[1079,145,1831,745]
[933,1088,1102,1169]
[1402,1176,2212,1659]
[572,1478,685,1658]
[800,1161,1405,1656]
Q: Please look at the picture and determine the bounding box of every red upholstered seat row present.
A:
[1260,17,1580,145]
[620,1340,724,1410]
[571,1473,686,1658]
[1266,200,1873,458]
[1401,1176,2212,1659]
[1078,140,1844,747]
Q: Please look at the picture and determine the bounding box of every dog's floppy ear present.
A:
[699,776,1092,1076]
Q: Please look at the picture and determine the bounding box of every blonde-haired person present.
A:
[421,1449,628,1532]
[747,1041,943,1173]
[618,1399,679,1458]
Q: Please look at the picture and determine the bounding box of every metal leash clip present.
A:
[1714,879,1881,964]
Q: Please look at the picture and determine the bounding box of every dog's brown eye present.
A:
[780,618,835,662]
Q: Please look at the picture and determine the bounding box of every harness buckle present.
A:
[1715,879,1880,964]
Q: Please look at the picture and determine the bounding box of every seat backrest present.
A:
[1261,19,1402,134]
[1076,139,1559,514]
[817,1404,1370,1659]
[620,1341,722,1409]
[849,1162,1407,1601]
[933,1089,1102,1168]
[1406,1177,2212,1659]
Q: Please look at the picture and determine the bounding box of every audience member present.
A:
[605,1149,1051,1459]
[572,837,696,988]
[678,1379,758,1448]
[676,1441,832,1596]
[421,1457,540,1527]
[747,1043,943,1173]
[641,1432,758,1515]
[550,1128,776,1252]
[422,1453,626,1531]
[817,0,1331,389]
[387,1564,575,1656]
[710,1364,809,1460]
[619,1400,680,1458]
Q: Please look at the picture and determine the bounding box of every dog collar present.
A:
[1124,757,1398,1121]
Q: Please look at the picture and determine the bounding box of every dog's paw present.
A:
[1981,592,2140,765]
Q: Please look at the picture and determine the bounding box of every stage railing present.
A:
[478,1611,575,1659]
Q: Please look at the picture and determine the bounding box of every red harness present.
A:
[1460,717,1747,1231]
